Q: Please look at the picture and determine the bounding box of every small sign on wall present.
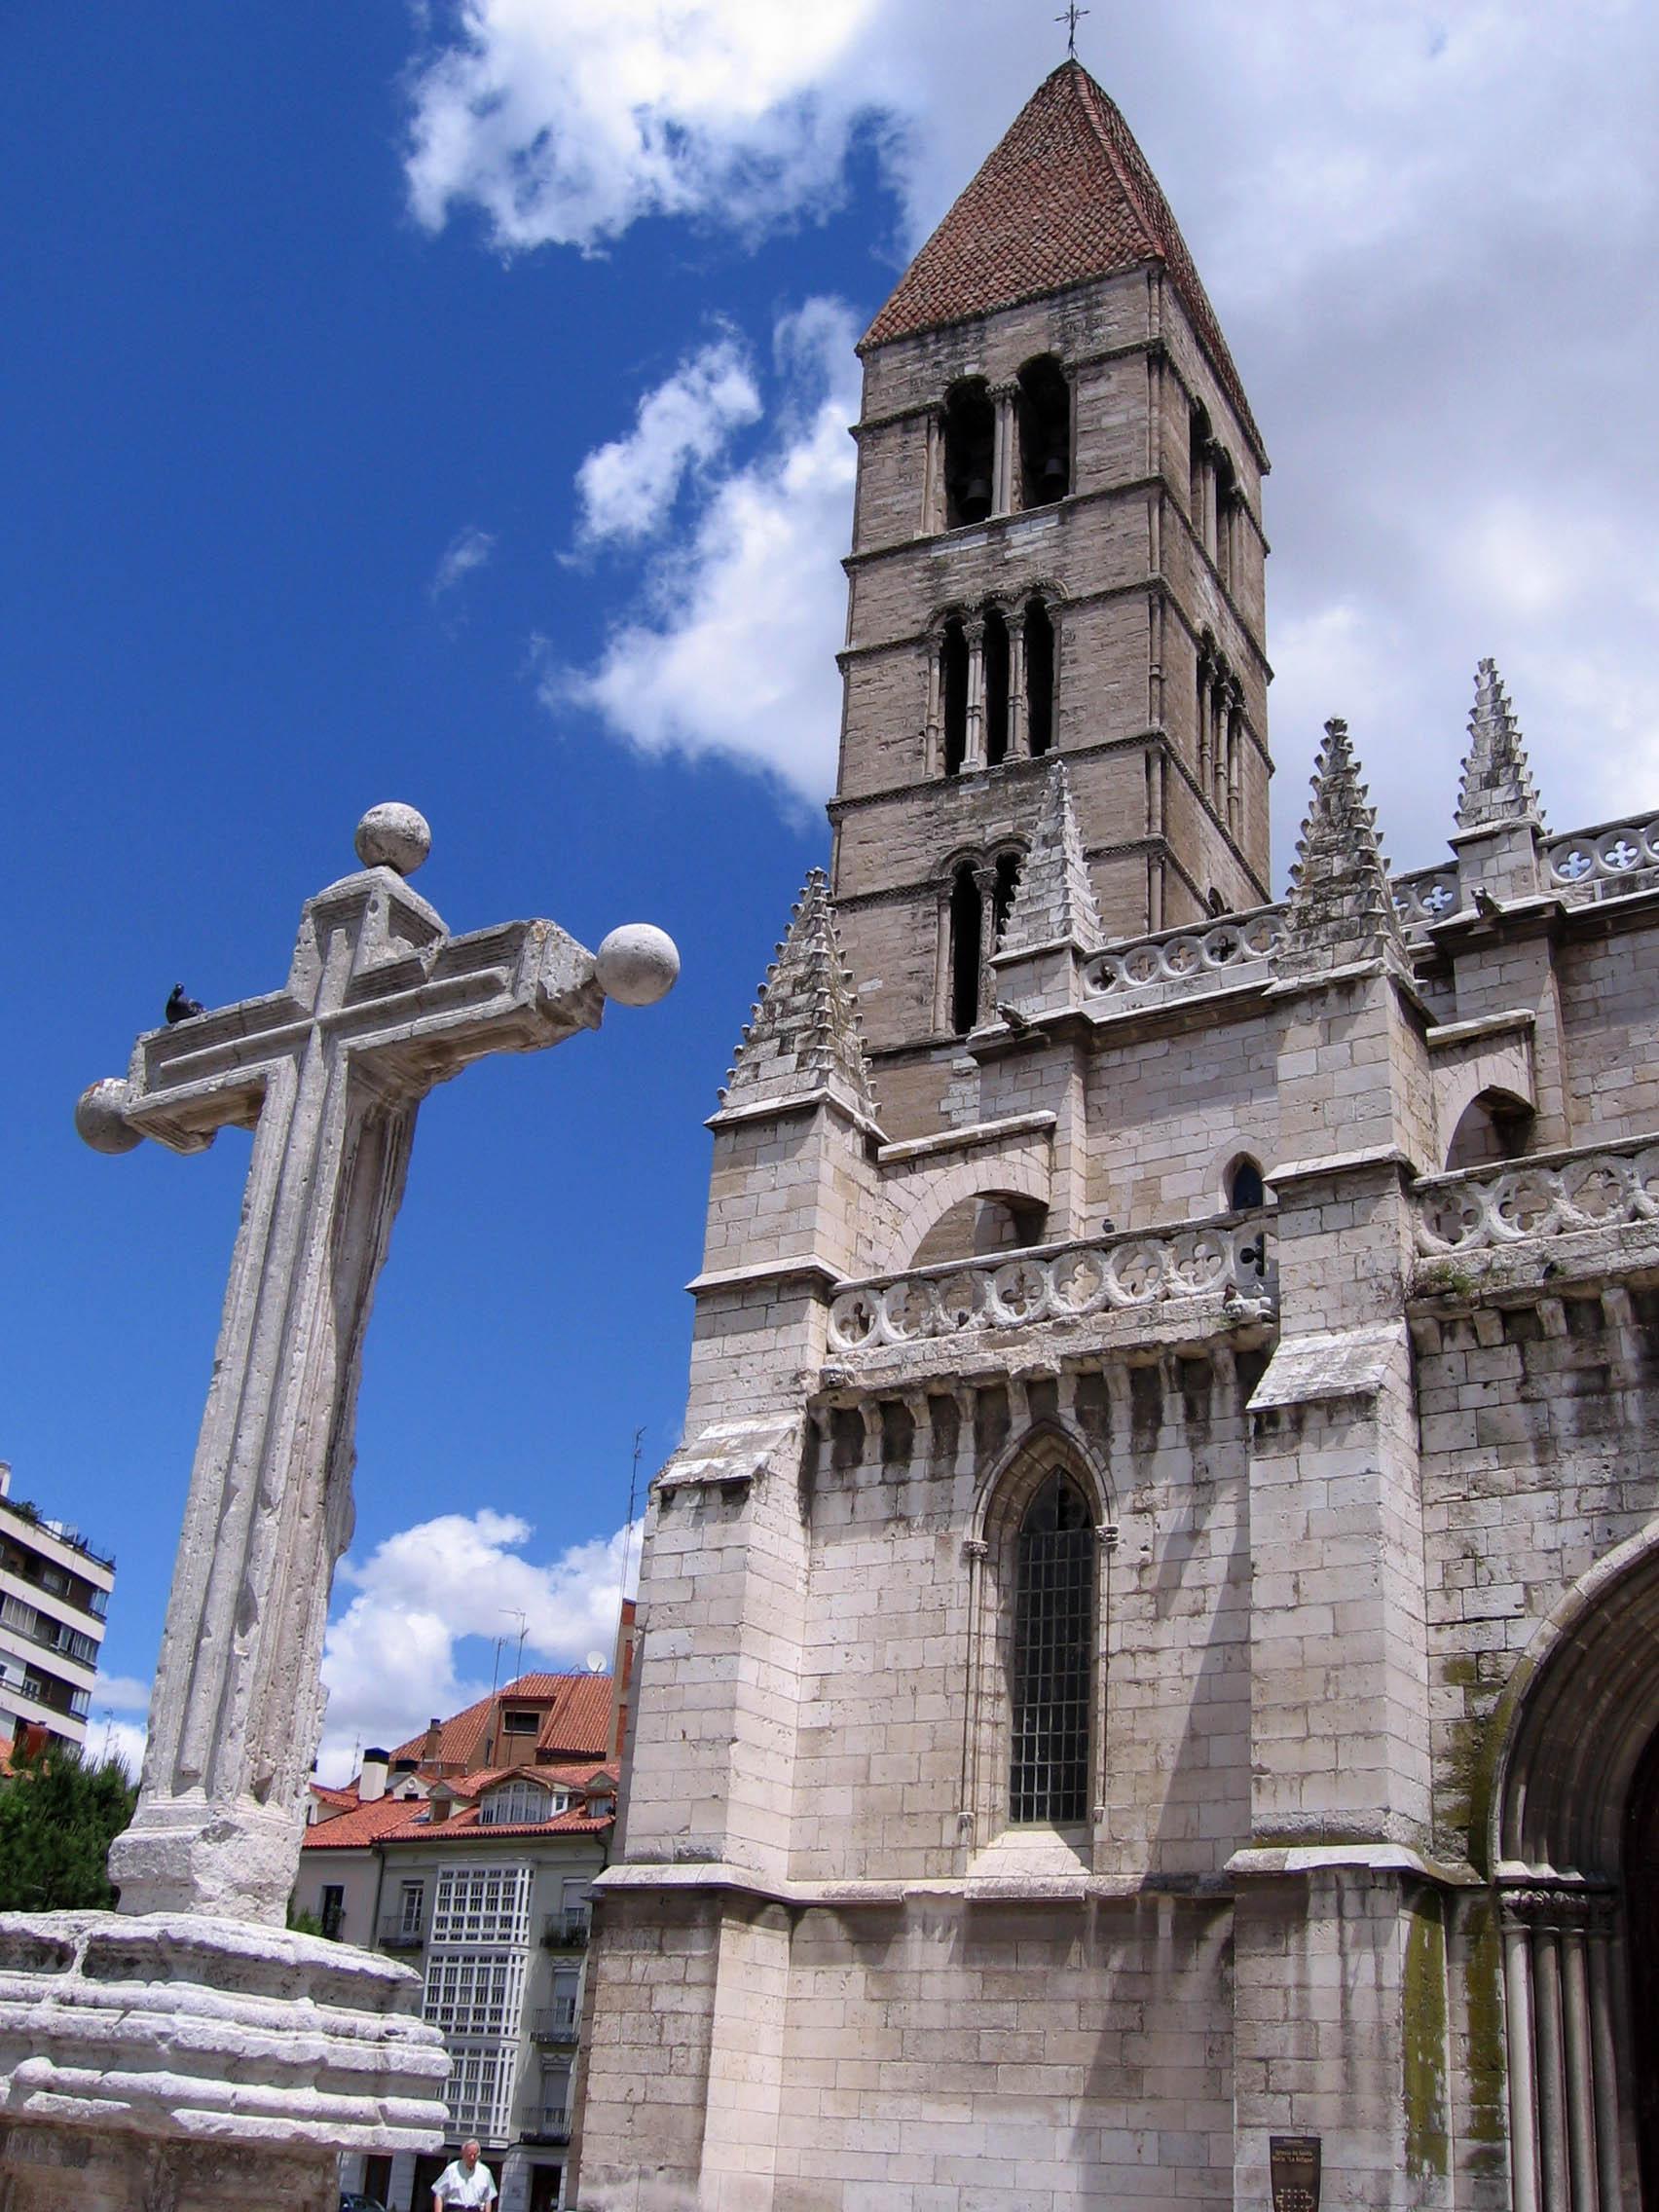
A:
[1269,2136,1321,2212]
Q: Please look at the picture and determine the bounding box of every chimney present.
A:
[0,1462,11,1498]
[359,1748,389,1804]
[421,1716,443,1769]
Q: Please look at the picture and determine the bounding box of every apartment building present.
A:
[297,1673,614,2212]
[0,1460,113,1752]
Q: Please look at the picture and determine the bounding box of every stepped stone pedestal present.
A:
[0,1911,448,2209]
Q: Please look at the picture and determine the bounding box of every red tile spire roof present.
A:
[861,61,1265,463]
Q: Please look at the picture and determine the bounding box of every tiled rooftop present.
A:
[862,61,1264,461]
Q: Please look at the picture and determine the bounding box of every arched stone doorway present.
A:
[1491,1532,1659,2208]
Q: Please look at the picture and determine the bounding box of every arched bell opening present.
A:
[942,379,995,529]
[1016,353,1070,509]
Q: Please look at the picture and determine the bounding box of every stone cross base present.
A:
[0,1911,449,2211]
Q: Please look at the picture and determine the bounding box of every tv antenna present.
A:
[503,1607,528,1684]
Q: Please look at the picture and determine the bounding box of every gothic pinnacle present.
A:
[719,868,876,1118]
[1280,718,1410,976]
[1000,757,1103,955]
[1456,657,1542,832]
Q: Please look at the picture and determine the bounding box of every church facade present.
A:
[575,63,1659,2212]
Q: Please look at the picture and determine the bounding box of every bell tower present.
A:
[830,60,1272,1136]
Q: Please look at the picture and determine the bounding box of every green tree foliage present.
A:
[0,1738,137,1912]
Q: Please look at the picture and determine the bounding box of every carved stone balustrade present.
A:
[1544,813,1659,899]
[827,1214,1275,1364]
[1391,865,1461,931]
[1083,906,1283,1010]
[1413,1136,1659,1261]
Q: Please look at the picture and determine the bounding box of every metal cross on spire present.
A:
[1056,2,1088,56]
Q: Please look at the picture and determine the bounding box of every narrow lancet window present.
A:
[949,863,982,1035]
[1189,402,1212,547]
[1025,598,1054,756]
[942,379,995,529]
[1010,1471,1094,1825]
[940,618,969,776]
[983,608,1011,766]
[1016,354,1070,507]
[1228,1157,1266,1211]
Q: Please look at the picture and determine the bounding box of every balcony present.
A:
[529,2001,579,2044]
[378,1916,424,1951]
[540,1910,591,1950]
[1413,1133,1659,1279]
[825,1213,1275,1378]
[523,2106,571,2147]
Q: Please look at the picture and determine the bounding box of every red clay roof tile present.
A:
[862,62,1264,462]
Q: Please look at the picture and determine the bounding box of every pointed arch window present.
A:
[1227,1156,1266,1212]
[942,379,995,529]
[1010,1471,1095,1825]
[1016,354,1070,508]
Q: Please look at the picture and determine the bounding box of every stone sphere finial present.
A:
[595,924,680,1008]
[354,803,431,876]
[76,1077,142,1155]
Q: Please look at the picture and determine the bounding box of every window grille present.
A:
[443,2043,514,2145]
[424,1863,534,2149]
[1009,1473,1094,1824]
[429,1864,533,1946]
[423,1950,527,2040]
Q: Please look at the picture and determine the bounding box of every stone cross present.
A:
[76,804,678,1925]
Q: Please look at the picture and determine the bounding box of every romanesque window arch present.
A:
[1024,596,1054,756]
[948,861,982,1034]
[983,606,1011,766]
[1016,353,1070,508]
[1188,401,1212,541]
[931,596,1059,776]
[940,845,1023,1037]
[940,616,969,777]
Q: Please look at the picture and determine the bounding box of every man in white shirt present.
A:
[432,2139,498,2209]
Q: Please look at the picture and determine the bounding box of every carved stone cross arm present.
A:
[77,806,678,1925]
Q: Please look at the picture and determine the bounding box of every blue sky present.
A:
[5,3,1656,1776]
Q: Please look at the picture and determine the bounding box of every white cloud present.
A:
[406,0,886,251]
[315,1506,639,1784]
[430,524,498,599]
[86,1678,149,1780]
[90,1672,151,1712]
[89,1719,146,1781]
[558,300,859,802]
[575,333,760,545]
[406,3,1659,866]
